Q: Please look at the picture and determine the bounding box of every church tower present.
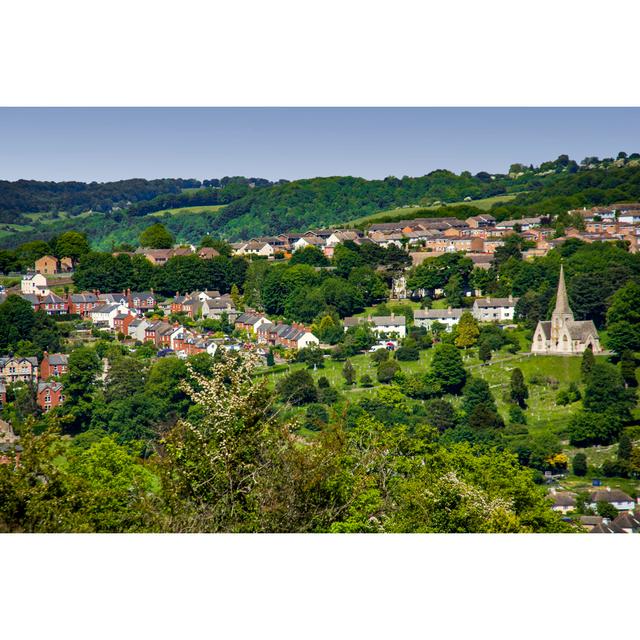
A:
[550,263,574,346]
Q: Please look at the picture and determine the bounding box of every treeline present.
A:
[73,252,249,296]
[0,178,192,222]
[490,164,640,220]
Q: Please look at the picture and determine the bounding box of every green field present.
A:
[148,204,226,217]
[345,194,518,227]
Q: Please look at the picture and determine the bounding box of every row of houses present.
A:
[550,488,637,515]
[234,312,320,350]
[170,290,238,322]
[34,255,74,275]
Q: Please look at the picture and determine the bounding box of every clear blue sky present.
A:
[1,107,638,182]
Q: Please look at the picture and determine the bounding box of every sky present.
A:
[0,107,639,183]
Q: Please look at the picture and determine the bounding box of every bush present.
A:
[360,374,374,388]
[304,404,329,431]
[377,359,400,384]
[277,369,318,405]
[509,405,527,425]
[568,411,623,447]
[395,345,419,361]
[370,348,389,364]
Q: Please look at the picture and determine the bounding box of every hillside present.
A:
[1,153,640,248]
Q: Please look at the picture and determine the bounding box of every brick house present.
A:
[37,381,65,413]
[40,353,69,380]
[38,292,68,315]
[35,255,59,275]
[68,292,100,316]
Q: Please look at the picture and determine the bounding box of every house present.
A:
[35,255,59,275]
[135,248,174,265]
[37,381,64,413]
[343,314,407,338]
[40,353,69,380]
[0,356,39,385]
[612,512,640,533]
[293,233,325,251]
[549,490,576,514]
[235,312,271,334]
[590,522,625,534]
[113,312,137,335]
[495,216,542,231]
[414,307,465,331]
[326,230,361,247]
[472,296,518,322]
[197,247,220,259]
[59,256,74,272]
[127,290,156,313]
[588,488,635,512]
[258,321,319,349]
[128,318,151,342]
[201,294,238,322]
[89,303,131,328]
[21,273,50,296]
[68,292,100,316]
[466,214,496,229]
[38,292,68,315]
[531,264,601,355]
[579,515,604,531]
[0,382,6,408]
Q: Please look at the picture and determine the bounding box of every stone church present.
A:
[531,264,602,355]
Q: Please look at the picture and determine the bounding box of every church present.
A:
[531,264,602,355]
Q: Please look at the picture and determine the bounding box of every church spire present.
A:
[553,262,572,317]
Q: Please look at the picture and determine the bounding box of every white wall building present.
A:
[414,307,464,331]
[472,296,518,322]
[21,273,50,296]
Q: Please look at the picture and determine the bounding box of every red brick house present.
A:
[37,381,65,413]
[40,353,69,380]
[68,292,100,316]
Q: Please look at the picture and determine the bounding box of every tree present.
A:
[377,359,400,384]
[304,404,329,431]
[572,452,587,476]
[395,341,419,361]
[266,349,275,367]
[430,343,467,394]
[478,340,492,365]
[618,432,633,461]
[342,359,356,386]
[596,501,618,520]
[290,245,330,267]
[424,399,458,433]
[607,321,640,356]
[620,350,638,388]
[299,346,324,370]
[360,374,373,387]
[568,411,622,447]
[277,369,318,405]
[461,377,500,421]
[509,368,528,408]
[139,223,174,249]
[370,348,389,364]
[580,345,595,381]
[583,363,635,422]
[454,312,479,349]
[59,347,102,433]
[53,231,90,262]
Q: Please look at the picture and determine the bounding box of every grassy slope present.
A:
[346,194,518,227]
[148,204,226,217]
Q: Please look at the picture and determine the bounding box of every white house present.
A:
[128,318,150,342]
[414,307,465,332]
[588,489,635,513]
[90,303,131,328]
[472,296,518,322]
[293,234,325,251]
[344,314,407,338]
[296,331,320,349]
[21,273,50,296]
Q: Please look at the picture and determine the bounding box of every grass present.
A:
[345,194,518,227]
[148,204,226,218]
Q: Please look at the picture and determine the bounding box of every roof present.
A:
[414,308,465,320]
[565,320,599,342]
[579,515,604,526]
[474,297,518,308]
[551,492,576,507]
[553,263,572,316]
[344,315,406,327]
[612,512,640,529]
[0,356,38,366]
[70,293,98,303]
[37,381,63,393]
[589,489,634,504]
[46,354,68,366]
[590,522,625,534]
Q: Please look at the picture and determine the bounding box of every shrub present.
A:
[395,345,419,361]
[377,359,400,384]
[304,404,329,431]
[360,374,374,387]
[572,452,587,476]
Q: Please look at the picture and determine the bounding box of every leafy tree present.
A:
[509,368,528,408]
[299,346,324,369]
[478,340,492,365]
[572,452,587,477]
[454,312,479,349]
[360,374,374,388]
[430,343,467,394]
[370,348,390,364]
[139,223,174,249]
[342,359,356,386]
[277,369,318,405]
[395,341,420,361]
[596,501,618,520]
[508,405,527,426]
[461,377,500,420]
[377,359,400,384]
[607,321,640,356]
[53,231,90,262]
[568,411,622,447]
[266,349,275,367]
[289,245,329,267]
[0,295,61,354]
[583,363,635,422]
